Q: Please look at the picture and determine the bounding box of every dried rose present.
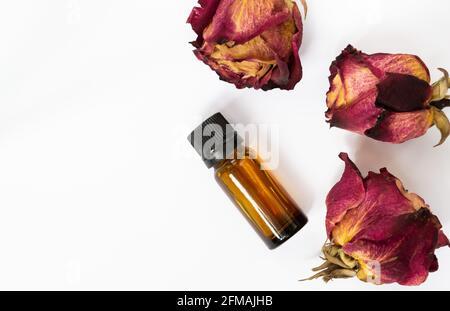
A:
[187,0,307,90]
[305,153,449,286]
[326,45,450,146]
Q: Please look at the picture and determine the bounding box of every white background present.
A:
[0,0,449,291]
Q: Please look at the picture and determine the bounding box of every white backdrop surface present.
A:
[0,0,449,290]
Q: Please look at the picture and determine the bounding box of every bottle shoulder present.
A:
[214,147,259,176]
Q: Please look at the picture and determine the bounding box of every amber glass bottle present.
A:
[188,113,307,249]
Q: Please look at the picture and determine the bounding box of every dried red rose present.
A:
[305,153,449,286]
[187,0,307,90]
[326,45,450,146]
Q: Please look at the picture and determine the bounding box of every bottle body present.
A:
[214,148,308,249]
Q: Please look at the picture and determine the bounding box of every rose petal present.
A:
[270,57,290,86]
[429,255,439,273]
[327,66,345,109]
[279,31,302,90]
[326,153,365,238]
[438,230,450,248]
[332,168,427,246]
[263,3,303,90]
[326,46,380,109]
[194,47,273,89]
[187,0,221,47]
[343,208,441,286]
[195,35,277,89]
[363,53,431,83]
[259,3,302,90]
[365,110,434,144]
[203,0,291,44]
[207,36,276,62]
[260,7,298,62]
[327,89,383,134]
[261,4,302,90]
[376,73,432,112]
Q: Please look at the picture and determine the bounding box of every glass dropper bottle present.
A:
[188,113,308,249]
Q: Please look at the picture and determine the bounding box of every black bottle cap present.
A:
[188,113,243,169]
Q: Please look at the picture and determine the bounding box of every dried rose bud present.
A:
[305,153,449,286]
[187,0,307,90]
[326,45,450,146]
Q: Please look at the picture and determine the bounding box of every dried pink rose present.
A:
[326,45,450,146]
[187,0,307,90]
[305,153,449,286]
